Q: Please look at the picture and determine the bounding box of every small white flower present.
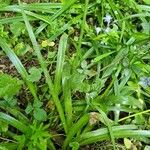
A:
[95,26,101,35]
[105,27,111,33]
[104,14,112,24]
[100,41,107,45]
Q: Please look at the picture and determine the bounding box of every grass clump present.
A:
[0,0,150,149]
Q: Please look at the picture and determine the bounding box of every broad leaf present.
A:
[10,22,26,37]
[0,73,22,98]
[25,103,33,114]
[33,108,47,121]
[27,67,42,82]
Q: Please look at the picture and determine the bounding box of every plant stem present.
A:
[77,0,89,58]
[119,109,150,122]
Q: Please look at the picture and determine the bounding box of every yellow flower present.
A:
[48,41,55,47]
[41,40,55,48]
[41,40,48,48]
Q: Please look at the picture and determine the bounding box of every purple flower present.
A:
[139,77,150,88]
[104,14,112,24]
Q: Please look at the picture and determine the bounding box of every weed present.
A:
[0,0,150,149]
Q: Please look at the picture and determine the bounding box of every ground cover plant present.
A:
[0,0,150,149]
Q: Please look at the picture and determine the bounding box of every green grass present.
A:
[0,0,150,149]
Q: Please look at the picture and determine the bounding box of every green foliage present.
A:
[0,0,150,149]
[0,73,22,98]
[10,22,26,37]
[143,0,150,5]
[14,121,50,150]
[144,146,150,150]
[33,108,47,121]
[27,67,42,82]
[25,101,47,121]
[0,0,10,6]
[0,121,8,132]
[71,71,90,92]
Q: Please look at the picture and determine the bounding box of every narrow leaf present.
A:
[63,114,89,149]
[93,51,115,63]
[54,33,68,93]
[18,0,67,133]
[0,37,38,100]
[0,112,28,133]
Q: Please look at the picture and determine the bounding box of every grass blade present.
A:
[93,51,115,63]
[77,0,89,58]
[49,15,82,41]
[0,6,54,25]
[35,0,77,34]
[0,3,62,13]
[79,125,138,139]
[63,79,72,129]
[63,114,89,149]
[0,112,28,133]
[62,63,72,128]
[79,128,150,146]
[54,33,68,93]
[93,104,116,150]
[0,101,29,123]
[77,125,138,145]
[18,0,67,133]
[138,5,150,11]
[0,37,38,101]
[0,16,36,24]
